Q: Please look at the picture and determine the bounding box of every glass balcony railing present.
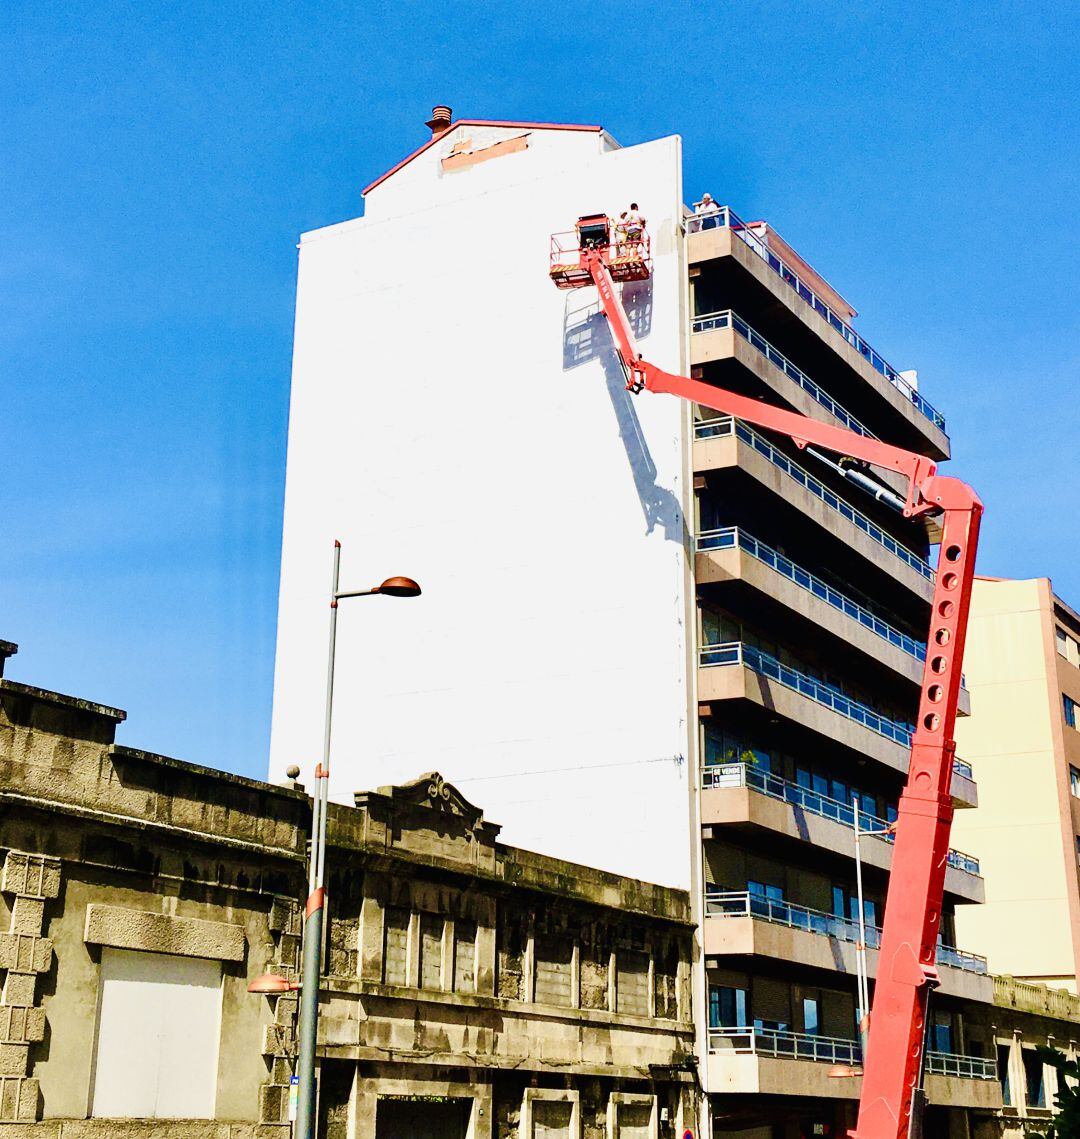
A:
[705,889,989,975]
[702,762,980,875]
[700,641,916,747]
[708,1027,995,1080]
[925,1052,999,1081]
[708,1024,859,1065]
[697,527,926,663]
[692,310,876,439]
[693,417,934,582]
[684,205,947,433]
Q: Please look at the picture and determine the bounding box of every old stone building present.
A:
[0,640,697,1138]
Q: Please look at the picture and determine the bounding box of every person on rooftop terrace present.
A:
[694,193,721,231]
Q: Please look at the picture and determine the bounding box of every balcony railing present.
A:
[702,762,980,875]
[684,206,947,433]
[693,417,934,582]
[697,527,926,662]
[709,1024,860,1065]
[925,1052,998,1080]
[700,641,916,747]
[708,1028,995,1080]
[692,310,876,439]
[705,889,988,975]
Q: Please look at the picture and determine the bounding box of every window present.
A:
[383,907,409,986]
[91,948,221,1119]
[1065,694,1078,730]
[533,1100,574,1138]
[709,984,747,1027]
[1072,767,1080,798]
[930,1009,954,1055]
[997,1043,1013,1106]
[419,914,444,990]
[452,919,477,993]
[832,886,876,929]
[1023,1047,1046,1108]
[616,950,650,1016]
[535,934,574,1007]
[803,997,820,1036]
[612,1098,654,1139]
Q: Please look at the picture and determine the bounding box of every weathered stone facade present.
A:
[0,650,697,1138]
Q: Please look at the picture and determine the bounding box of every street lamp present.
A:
[291,540,420,1139]
[852,797,894,1061]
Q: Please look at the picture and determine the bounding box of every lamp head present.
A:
[247,972,300,995]
[375,576,422,598]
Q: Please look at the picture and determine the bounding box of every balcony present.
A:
[705,891,987,976]
[697,526,923,671]
[925,1052,998,1080]
[701,642,915,746]
[694,418,934,602]
[692,310,877,439]
[696,527,971,714]
[698,643,979,798]
[701,762,983,889]
[706,1026,1000,1107]
[684,207,949,450]
[703,890,993,1004]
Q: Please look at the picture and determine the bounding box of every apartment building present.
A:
[953,577,1080,991]
[0,639,697,1137]
[268,109,993,1137]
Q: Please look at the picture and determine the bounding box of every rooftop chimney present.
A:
[425,105,453,140]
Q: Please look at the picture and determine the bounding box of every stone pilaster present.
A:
[0,851,60,1122]
[257,896,301,1126]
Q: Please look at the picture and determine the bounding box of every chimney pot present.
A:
[425,105,453,139]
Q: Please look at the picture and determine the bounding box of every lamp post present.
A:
[271,541,420,1139]
[852,796,894,1062]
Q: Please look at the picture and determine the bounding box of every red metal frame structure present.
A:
[551,220,984,1139]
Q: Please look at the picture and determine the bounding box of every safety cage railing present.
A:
[549,229,652,288]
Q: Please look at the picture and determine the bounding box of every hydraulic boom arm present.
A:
[583,247,983,1139]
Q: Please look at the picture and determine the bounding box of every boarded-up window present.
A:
[535,934,573,1007]
[496,902,527,1000]
[419,914,444,990]
[382,907,409,986]
[92,948,221,1119]
[616,1102,652,1139]
[653,940,679,1020]
[453,920,477,993]
[616,950,650,1016]
[533,1100,573,1138]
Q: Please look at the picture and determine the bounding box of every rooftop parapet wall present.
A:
[0,677,690,925]
[995,974,1080,1024]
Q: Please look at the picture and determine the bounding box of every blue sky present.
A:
[2,2,1076,779]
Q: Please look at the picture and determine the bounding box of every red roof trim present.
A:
[362,120,604,196]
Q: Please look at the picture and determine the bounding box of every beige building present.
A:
[0,639,697,1138]
[953,577,1080,991]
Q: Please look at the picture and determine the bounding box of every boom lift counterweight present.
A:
[550,216,984,1139]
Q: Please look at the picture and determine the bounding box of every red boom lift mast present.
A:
[550,217,984,1139]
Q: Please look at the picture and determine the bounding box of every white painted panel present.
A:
[271,130,693,887]
[92,947,221,1119]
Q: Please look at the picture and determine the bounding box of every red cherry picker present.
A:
[550,215,983,1139]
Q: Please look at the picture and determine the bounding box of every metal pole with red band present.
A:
[295,543,341,1139]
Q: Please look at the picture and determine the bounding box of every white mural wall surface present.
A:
[270,124,695,886]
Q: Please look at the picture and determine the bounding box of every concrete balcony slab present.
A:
[703,914,994,1003]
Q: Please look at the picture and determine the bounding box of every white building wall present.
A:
[270,125,695,886]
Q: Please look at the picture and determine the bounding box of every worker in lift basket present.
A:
[620,203,645,256]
